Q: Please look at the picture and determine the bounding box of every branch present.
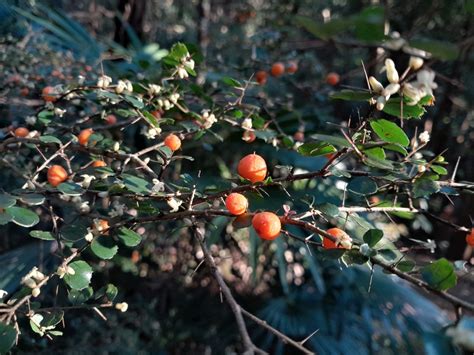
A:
[192,225,265,355]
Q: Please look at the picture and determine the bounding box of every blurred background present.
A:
[0,0,473,353]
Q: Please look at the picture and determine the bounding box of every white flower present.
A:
[241,118,253,130]
[66,266,75,275]
[125,80,133,92]
[201,110,217,129]
[382,83,400,99]
[185,58,195,70]
[418,165,427,173]
[148,84,162,96]
[419,131,430,144]
[113,141,120,151]
[167,197,182,212]
[25,116,37,125]
[368,76,384,94]
[152,179,165,193]
[79,201,90,214]
[177,66,189,79]
[54,108,66,117]
[97,75,112,89]
[160,99,174,111]
[108,201,126,217]
[115,302,128,312]
[22,278,37,289]
[376,96,386,111]
[402,83,423,105]
[141,126,162,139]
[414,70,438,97]
[80,174,96,189]
[384,58,399,84]
[56,266,67,278]
[169,93,180,104]
[0,290,8,299]
[115,80,127,94]
[85,229,94,242]
[409,56,424,71]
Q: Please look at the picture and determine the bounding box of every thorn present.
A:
[300,328,320,345]
[450,156,461,182]
[361,60,371,93]
[93,307,107,321]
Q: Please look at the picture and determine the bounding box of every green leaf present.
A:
[294,15,350,40]
[363,229,383,247]
[57,182,84,196]
[315,203,339,218]
[142,111,159,128]
[342,250,369,265]
[0,194,16,208]
[383,100,425,119]
[64,260,93,290]
[30,230,55,241]
[365,156,394,170]
[123,95,144,109]
[0,322,17,354]
[39,135,62,144]
[421,258,457,291]
[363,147,386,160]
[0,210,13,225]
[122,174,151,194]
[310,134,351,147]
[38,110,54,124]
[370,119,410,147]
[413,178,440,198]
[431,165,448,175]
[19,194,45,205]
[60,223,88,242]
[41,310,64,327]
[105,284,118,302]
[329,90,372,102]
[232,214,253,229]
[6,207,39,227]
[297,141,336,157]
[409,39,459,61]
[347,176,378,195]
[355,6,385,41]
[91,236,118,260]
[383,143,408,156]
[396,260,415,272]
[118,227,142,247]
[68,287,93,305]
[221,76,241,87]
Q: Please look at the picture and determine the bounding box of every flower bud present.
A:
[115,80,126,94]
[66,266,76,275]
[409,56,424,71]
[382,83,400,99]
[385,59,399,84]
[57,266,67,278]
[418,165,426,173]
[376,96,386,111]
[31,288,41,297]
[23,278,37,289]
[85,231,94,242]
[368,76,384,94]
[115,302,128,312]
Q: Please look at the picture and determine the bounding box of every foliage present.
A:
[0,1,473,354]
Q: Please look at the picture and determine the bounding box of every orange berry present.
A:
[96,219,110,235]
[286,61,298,74]
[47,165,68,187]
[78,128,93,146]
[105,114,117,125]
[164,134,181,151]
[252,212,281,240]
[14,127,29,138]
[293,131,304,142]
[131,250,140,263]
[92,160,107,167]
[225,193,249,215]
[323,228,352,249]
[237,153,267,183]
[42,86,57,102]
[255,71,268,85]
[466,229,474,247]
[151,110,162,119]
[242,131,256,143]
[369,196,381,205]
[326,72,340,86]
[270,62,285,77]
